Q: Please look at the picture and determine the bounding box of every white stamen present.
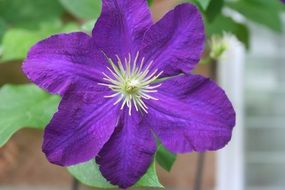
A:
[99,52,162,115]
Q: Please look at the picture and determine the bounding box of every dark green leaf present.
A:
[205,0,224,22]
[1,21,79,62]
[156,144,176,172]
[68,160,163,188]
[186,0,200,9]
[148,0,154,6]
[227,0,283,32]
[0,0,64,29]
[0,18,6,43]
[59,0,102,20]
[0,84,60,147]
[206,14,250,48]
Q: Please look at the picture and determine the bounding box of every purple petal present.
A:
[23,32,107,95]
[43,86,119,166]
[96,110,156,188]
[144,74,235,153]
[92,0,152,59]
[141,3,205,77]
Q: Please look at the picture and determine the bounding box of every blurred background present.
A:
[0,0,284,190]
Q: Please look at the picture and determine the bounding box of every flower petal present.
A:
[43,86,119,166]
[141,3,205,76]
[92,0,152,59]
[96,110,156,188]
[144,74,235,153]
[23,32,107,95]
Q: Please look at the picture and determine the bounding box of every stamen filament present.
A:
[100,52,162,115]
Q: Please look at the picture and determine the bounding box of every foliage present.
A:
[0,0,99,63]
[148,0,154,6]
[0,84,60,147]
[0,18,6,43]
[1,21,78,61]
[188,0,285,48]
[156,144,177,172]
[59,0,102,20]
[227,0,283,32]
[68,160,163,188]
[0,0,64,29]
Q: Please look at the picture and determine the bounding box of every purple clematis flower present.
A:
[23,0,235,188]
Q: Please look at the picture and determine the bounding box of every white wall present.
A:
[216,36,245,190]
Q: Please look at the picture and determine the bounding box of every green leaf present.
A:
[227,0,283,32]
[206,14,250,48]
[195,0,211,10]
[135,162,163,188]
[1,21,79,62]
[68,160,163,188]
[81,20,96,34]
[0,84,60,147]
[0,0,64,29]
[156,144,176,172]
[147,0,154,6]
[59,0,102,20]
[0,18,6,43]
[68,160,114,188]
[205,0,224,22]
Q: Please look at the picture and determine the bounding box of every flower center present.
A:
[98,52,163,115]
[125,79,139,93]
